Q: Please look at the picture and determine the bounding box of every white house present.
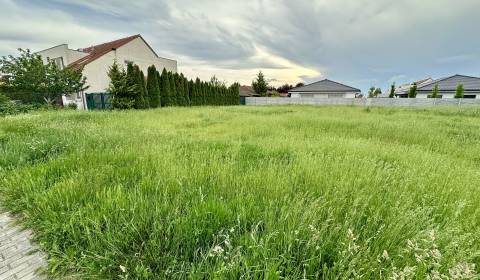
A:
[288,79,361,98]
[394,77,433,98]
[37,34,177,109]
[416,74,480,99]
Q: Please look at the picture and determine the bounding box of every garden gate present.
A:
[86,93,112,110]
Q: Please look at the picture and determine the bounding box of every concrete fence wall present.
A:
[245,97,480,107]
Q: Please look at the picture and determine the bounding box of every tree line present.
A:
[107,61,239,109]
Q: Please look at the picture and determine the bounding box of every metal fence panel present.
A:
[86,93,112,110]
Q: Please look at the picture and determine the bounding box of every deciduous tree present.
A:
[0,48,87,104]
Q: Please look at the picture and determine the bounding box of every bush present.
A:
[0,93,10,104]
[66,103,78,110]
[3,90,44,104]
[455,84,464,99]
[0,101,35,117]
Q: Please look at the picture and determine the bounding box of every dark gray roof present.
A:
[418,75,480,92]
[289,79,361,93]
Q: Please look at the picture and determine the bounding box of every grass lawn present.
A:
[1,106,479,279]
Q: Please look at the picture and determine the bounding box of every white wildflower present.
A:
[382,250,390,260]
[209,245,224,257]
[449,263,477,279]
[415,253,424,263]
[119,265,127,273]
[407,239,416,250]
[430,249,442,261]
[347,229,356,241]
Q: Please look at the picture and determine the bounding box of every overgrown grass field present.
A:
[1,106,479,279]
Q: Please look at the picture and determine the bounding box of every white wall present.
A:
[416,93,476,99]
[82,37,177,93]
[37,44,88,66]
[289,92,357,98]
[246,97,480,107]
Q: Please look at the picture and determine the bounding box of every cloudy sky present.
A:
[1,0,480,92]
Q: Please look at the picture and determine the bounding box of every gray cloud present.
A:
[1,0,480,91]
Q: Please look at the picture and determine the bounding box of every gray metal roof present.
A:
[289,79,361,93]
[418,75,480,92]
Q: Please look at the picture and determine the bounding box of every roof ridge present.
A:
[418,74,480,89]
[81,34,140,52]
[290,79,360,92]
[322,79,361,91]
[68,34,142,70]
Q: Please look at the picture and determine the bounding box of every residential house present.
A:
[416,74,480,99]
[36,34,177,109]
[288,79,361,98]
[239,85,260,105]
[394,77,433,98]
[239,85,261,97]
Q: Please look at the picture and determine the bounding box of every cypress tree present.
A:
[188,79,194,106]
[229,82,240,105]
[389,83,396,98]
[196,81,201,105]
[213,85,218,105]
[160,68,171,106]
[455,84,464,99]
[408,83,417,98]
[169,72,177,106]
[107,61,133,109]
[156,70,162,104]
[222,87,227,105]
[202,82,207,105]
[200,82,205,105]
[182,76,188,106]
[132,66,147,109]
[126,63,137,102]
[147,65,161,108]
[431,84,439,99]
[193,78,202,106]
[140,70,149,108]
[206,83,210,105]
[174,73,184,106]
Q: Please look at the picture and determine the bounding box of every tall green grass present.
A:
[0,106,479,279]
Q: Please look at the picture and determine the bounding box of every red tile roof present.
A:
[239,85,255,93]
[69,34,141,70]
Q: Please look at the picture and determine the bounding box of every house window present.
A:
[52,57,64,70]
[427,95,443,99]
[463,95,476,99]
